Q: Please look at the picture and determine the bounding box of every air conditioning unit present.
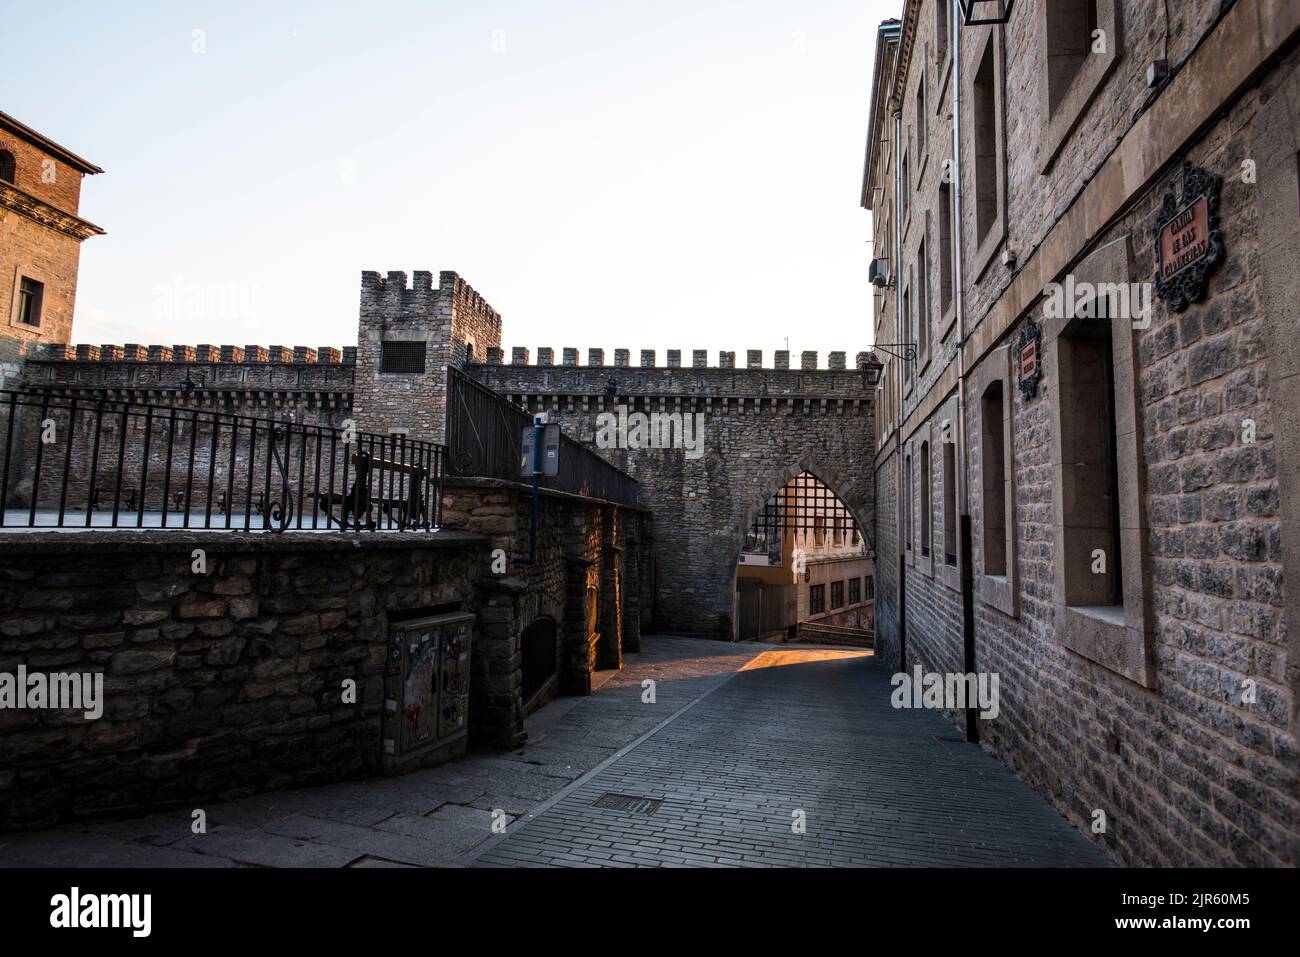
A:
[869,258,890,287]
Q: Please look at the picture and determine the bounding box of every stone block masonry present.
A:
[866,0,1300,866]
[352,270,502,446]
[440,477,648,743]
[22,341,356,428]
[0,530,487,831]
[469,357,874,638]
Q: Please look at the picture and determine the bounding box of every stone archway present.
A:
[725,462,876,642]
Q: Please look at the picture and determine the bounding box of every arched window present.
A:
[0,150,16,185]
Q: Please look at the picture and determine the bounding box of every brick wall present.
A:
[0,120,101,388]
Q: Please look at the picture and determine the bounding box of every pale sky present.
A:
[7,0,896,364]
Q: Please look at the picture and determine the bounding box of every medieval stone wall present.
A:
[470,353,875,638]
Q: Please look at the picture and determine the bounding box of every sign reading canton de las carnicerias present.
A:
[1153,161,1224,312]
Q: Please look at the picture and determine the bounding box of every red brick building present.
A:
[0,111,103,389]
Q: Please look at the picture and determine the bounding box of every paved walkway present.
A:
[0,636,759,868]
[0,636,1110,868]
[470,646,1112,868]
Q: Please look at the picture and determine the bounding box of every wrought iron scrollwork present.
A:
[264,424,295,532]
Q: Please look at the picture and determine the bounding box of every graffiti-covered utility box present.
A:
[383,612,474,773]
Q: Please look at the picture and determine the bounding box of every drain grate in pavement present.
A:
[591,792,663,815]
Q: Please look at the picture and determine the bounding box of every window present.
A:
[935,0,950,68]
[904,453,913,554]
[917,238,929,361]
[833,515,844,545]
[981,380,1008,576]
[0,150,14,185]
[1057,309,1122,608]
[1045,0,1099,116]
[1037,1,1121,173]
[1043,237,1153,687]
[916,83,926,158]
[942,439,957,566]
[939,181,954,318]
[380,340,426,373]
[902,286,913,385]
[901,153,910,214]
[849,578,861,604]
[865,576,875,601]
[810,584,825,615]
[17,277,43,327]
[813,514,825,546]
[973,40,998,246]
[831,580,844,609]
[919,440,931,559]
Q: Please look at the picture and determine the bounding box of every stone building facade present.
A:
[0,111,103,391]
[864,0,1300,865]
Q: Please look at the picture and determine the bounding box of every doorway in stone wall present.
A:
[521,617,558,714]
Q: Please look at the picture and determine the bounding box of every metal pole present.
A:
[529,422,542,564]
[894,107,907,675]
[950,0,978,742]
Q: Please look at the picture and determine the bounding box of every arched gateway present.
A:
[344,270,877,641]
[471,355,875,639]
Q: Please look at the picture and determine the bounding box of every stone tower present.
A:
[352,269,502,444]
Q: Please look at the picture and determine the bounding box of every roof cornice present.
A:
[0,111,104,175]
[0,181,105,240]
[886,0,922,114]
[861,20,902,208]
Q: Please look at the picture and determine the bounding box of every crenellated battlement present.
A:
[35,343,355,365]
[359,269,502,335]
[479,348,872,372]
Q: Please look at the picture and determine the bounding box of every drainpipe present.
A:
[893,107,907,675]
[949,0,977,742]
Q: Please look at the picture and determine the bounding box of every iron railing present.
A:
[446,367,640,508]
[0,390,444,532]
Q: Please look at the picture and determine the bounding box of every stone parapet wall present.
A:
[0,530,485,831]
[20,343,356,425]
[441,478,646,743]
[483,349,871,372]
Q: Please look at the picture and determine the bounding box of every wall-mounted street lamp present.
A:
[861,344,918,386]
[958,0,1015,26]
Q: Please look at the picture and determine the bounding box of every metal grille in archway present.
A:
[743,471,861,556]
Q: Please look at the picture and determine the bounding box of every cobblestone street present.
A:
[470,643,1110,868]
[1,635,1107,868]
